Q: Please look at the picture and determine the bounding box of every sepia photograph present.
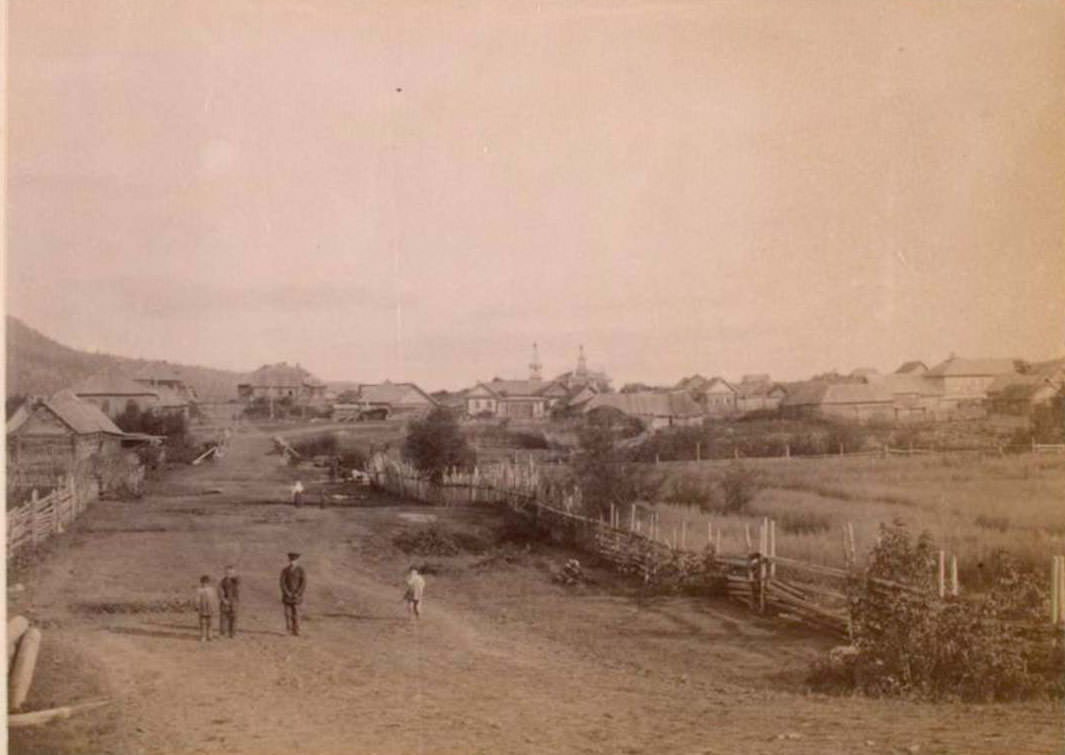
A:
[3,1,1064,753]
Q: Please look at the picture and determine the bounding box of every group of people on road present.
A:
[194,553,425,641]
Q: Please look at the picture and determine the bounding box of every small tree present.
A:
[572,413,657,518]
[402,407,474,483]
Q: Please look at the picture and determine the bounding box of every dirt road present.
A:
[8,428,1061,754]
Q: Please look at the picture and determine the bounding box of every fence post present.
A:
[937,550,946,599]
[30,490,40,546]
[707,520,712,550]
[744,523,752,553]
[950,554,959,597]
[769,519,776,579]
[680,520,687,550]
[630,504,636,532]
[1059,557,1065,625]
[1053,556,1063,625]
[715,528,721,552]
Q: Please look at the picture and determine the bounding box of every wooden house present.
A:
[7,391,125,492]
[337,382,437,420]
[70,371,161,419]
[780,382,894,423]
[734,377,787,414]
[237,363,327,404]
[926,357,1018,411]
[465,379,570,420]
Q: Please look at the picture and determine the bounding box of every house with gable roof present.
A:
[925,356,1018,410]
[238,362,327,404]
[7,391,127,491]
[333,381,437,420]
[70,371,164,419]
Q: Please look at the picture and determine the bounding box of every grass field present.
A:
[634,453,1065,584]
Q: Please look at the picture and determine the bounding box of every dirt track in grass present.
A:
[7,427,1061,754]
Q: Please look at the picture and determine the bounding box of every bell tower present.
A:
[529,342,542,381]
[576,344,588,379]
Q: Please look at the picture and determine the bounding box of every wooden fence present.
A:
[7,476,97,561]
[368,455,1065,637]
[368,457,866,636]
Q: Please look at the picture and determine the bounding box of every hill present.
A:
[5,316,246,402]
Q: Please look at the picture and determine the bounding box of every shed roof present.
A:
[130,361,186,383]
[71,371,159,397]
[781,381,892,406]
[243,363,324,388]
[357,382,436,406]
[8,391,124,436]
[895,360,929,375]
[584,391,703,418]
[480,379,564,398]
[927,357,1017,378]
[871,374,943,397]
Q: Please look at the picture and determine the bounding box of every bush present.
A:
[719,463,761,514]
[402,407,474,483]
[837,519,1062,701]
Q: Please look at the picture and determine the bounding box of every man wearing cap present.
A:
[218,565,240,638]
[280,552,307,636]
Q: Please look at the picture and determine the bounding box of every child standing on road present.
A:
[403,567,425,619]
[291,480,304,507]
[196,575,218,642]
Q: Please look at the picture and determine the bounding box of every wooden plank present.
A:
[8,699,111,728]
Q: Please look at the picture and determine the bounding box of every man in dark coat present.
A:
[280,552,306,636]
[218,565,240,638]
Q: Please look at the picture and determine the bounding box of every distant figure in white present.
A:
[403,567,426,619]
[291,480,304,507]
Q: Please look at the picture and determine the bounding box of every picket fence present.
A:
[7,476,97,560]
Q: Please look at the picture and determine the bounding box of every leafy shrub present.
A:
[403,407,475,483]
[837,520,1061,702]
[719,463,761,514]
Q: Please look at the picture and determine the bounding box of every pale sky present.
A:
[6,0,1064,390]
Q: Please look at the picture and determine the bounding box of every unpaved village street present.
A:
[8,428,1061,755]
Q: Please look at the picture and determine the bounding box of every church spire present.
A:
[576,344,588,378]
[529,342,542,381]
